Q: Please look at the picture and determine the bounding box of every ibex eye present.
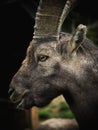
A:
[38,55,49,62]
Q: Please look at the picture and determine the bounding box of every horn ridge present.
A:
[33,0,75,39]
[58,0,74,32]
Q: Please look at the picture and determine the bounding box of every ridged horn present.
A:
[33,0,75,39]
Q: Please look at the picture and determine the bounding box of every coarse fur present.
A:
[8,0,98,130]
[9,32,98,130]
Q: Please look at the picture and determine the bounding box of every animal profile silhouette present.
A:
[9,0,98,130]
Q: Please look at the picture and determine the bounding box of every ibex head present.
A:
[9,1,98,124]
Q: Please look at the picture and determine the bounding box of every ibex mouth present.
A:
[16,98,26,110]
[17,92,35,109]
[9,91,22,103]
[9,88,29,109]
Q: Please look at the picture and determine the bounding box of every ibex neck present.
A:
[63,69,98,129]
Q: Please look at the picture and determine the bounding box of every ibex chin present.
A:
[9,0,98,130]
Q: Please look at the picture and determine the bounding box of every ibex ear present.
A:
[68,24,87,55]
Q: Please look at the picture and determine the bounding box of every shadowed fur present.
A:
[9,0,98,130]
[9,32,98,129]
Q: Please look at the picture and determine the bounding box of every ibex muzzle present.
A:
[9,0,98,129]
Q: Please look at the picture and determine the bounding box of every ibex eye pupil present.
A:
[38,55,49,62]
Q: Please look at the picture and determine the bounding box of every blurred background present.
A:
[0,0,98,130]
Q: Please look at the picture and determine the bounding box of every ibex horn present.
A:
[33,0,76,40]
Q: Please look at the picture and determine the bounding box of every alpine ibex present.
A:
[9,0,98,130]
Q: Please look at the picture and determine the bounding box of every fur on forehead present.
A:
[32,38,57,51]
[26,33,72,58]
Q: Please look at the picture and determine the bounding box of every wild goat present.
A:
[9,0,98,130]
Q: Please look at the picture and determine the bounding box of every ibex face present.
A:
[9,37,69,108]
[9,26,98,109]
[9,33,75,108]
